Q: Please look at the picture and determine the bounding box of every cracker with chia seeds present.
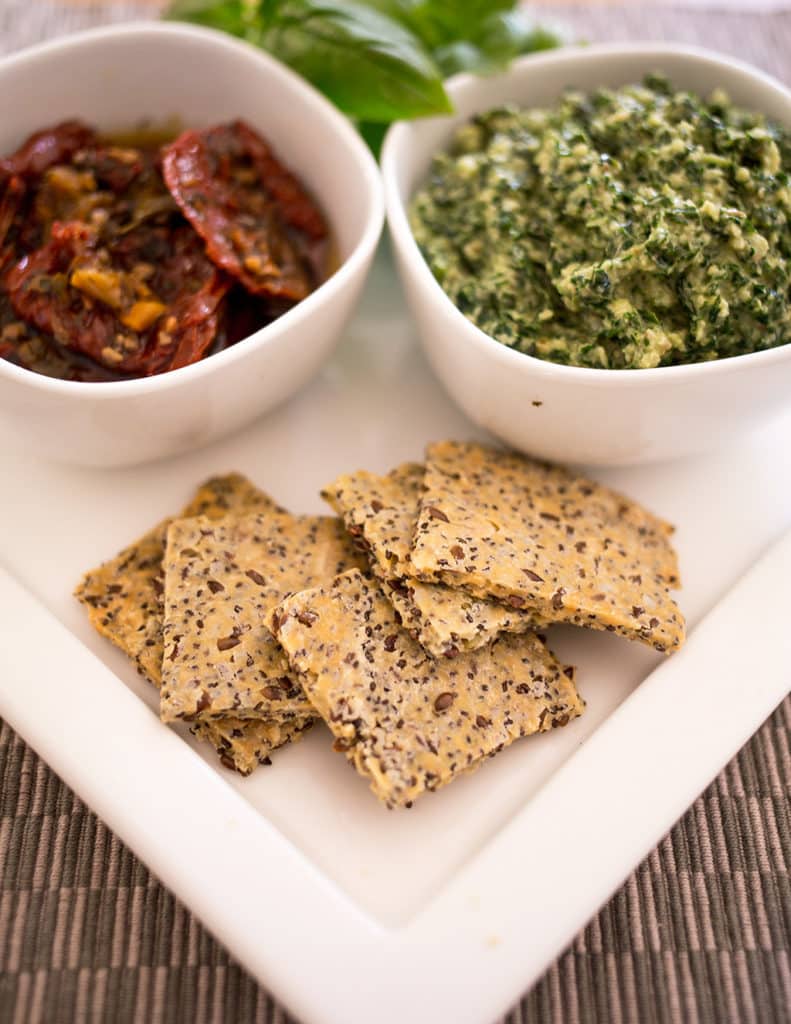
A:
[191,716,314,775]
[271,569,584,808]
[322,463,547,656]
[160,512,367,723]
[74,473,302,774]
[411,441,684,653]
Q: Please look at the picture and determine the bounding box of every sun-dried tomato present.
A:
[231,121,325,240]
[0,126,102,271]
[6,218,229,376]
[0,120,97,179]
[161,121,327,301]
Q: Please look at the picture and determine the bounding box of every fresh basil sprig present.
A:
[165,0,560,144]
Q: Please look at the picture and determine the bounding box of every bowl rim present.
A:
[381,41,791,388]
[0,20,385,398]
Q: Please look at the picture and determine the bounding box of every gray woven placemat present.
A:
[0,4,790,1022]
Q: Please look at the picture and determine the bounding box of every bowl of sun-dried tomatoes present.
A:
[0,22,384,466]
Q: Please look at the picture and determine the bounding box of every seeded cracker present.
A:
[322,463,547,656]
[191,716,313,775]
[411,442,684,653]
[74,474,309,774]
[272,569,584,808]
[160,513,367,723]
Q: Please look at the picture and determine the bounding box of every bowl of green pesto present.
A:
[382,44,791,465]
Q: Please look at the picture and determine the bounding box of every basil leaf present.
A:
[262,1,451,121]
[363,0,514,51]
[432,41,488,77]
[361,2,560,76]
[357,120,390,156]
[471,10,561,64]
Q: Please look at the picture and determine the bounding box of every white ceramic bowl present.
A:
[0,23,383,467]
[382,44,791,466]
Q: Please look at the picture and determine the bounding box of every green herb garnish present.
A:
[164,0,560,147]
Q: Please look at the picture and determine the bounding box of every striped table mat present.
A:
[1,4,790,1022]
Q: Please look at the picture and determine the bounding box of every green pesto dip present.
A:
[409,75,791,369]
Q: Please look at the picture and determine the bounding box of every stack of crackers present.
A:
[76,441,684,808]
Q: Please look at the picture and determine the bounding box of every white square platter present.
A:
[0,243,789,1024]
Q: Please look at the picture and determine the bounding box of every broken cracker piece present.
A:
[411,442,684,653]
[191,716,314,775]
[160,512,366,723]
[272,569,584,808]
